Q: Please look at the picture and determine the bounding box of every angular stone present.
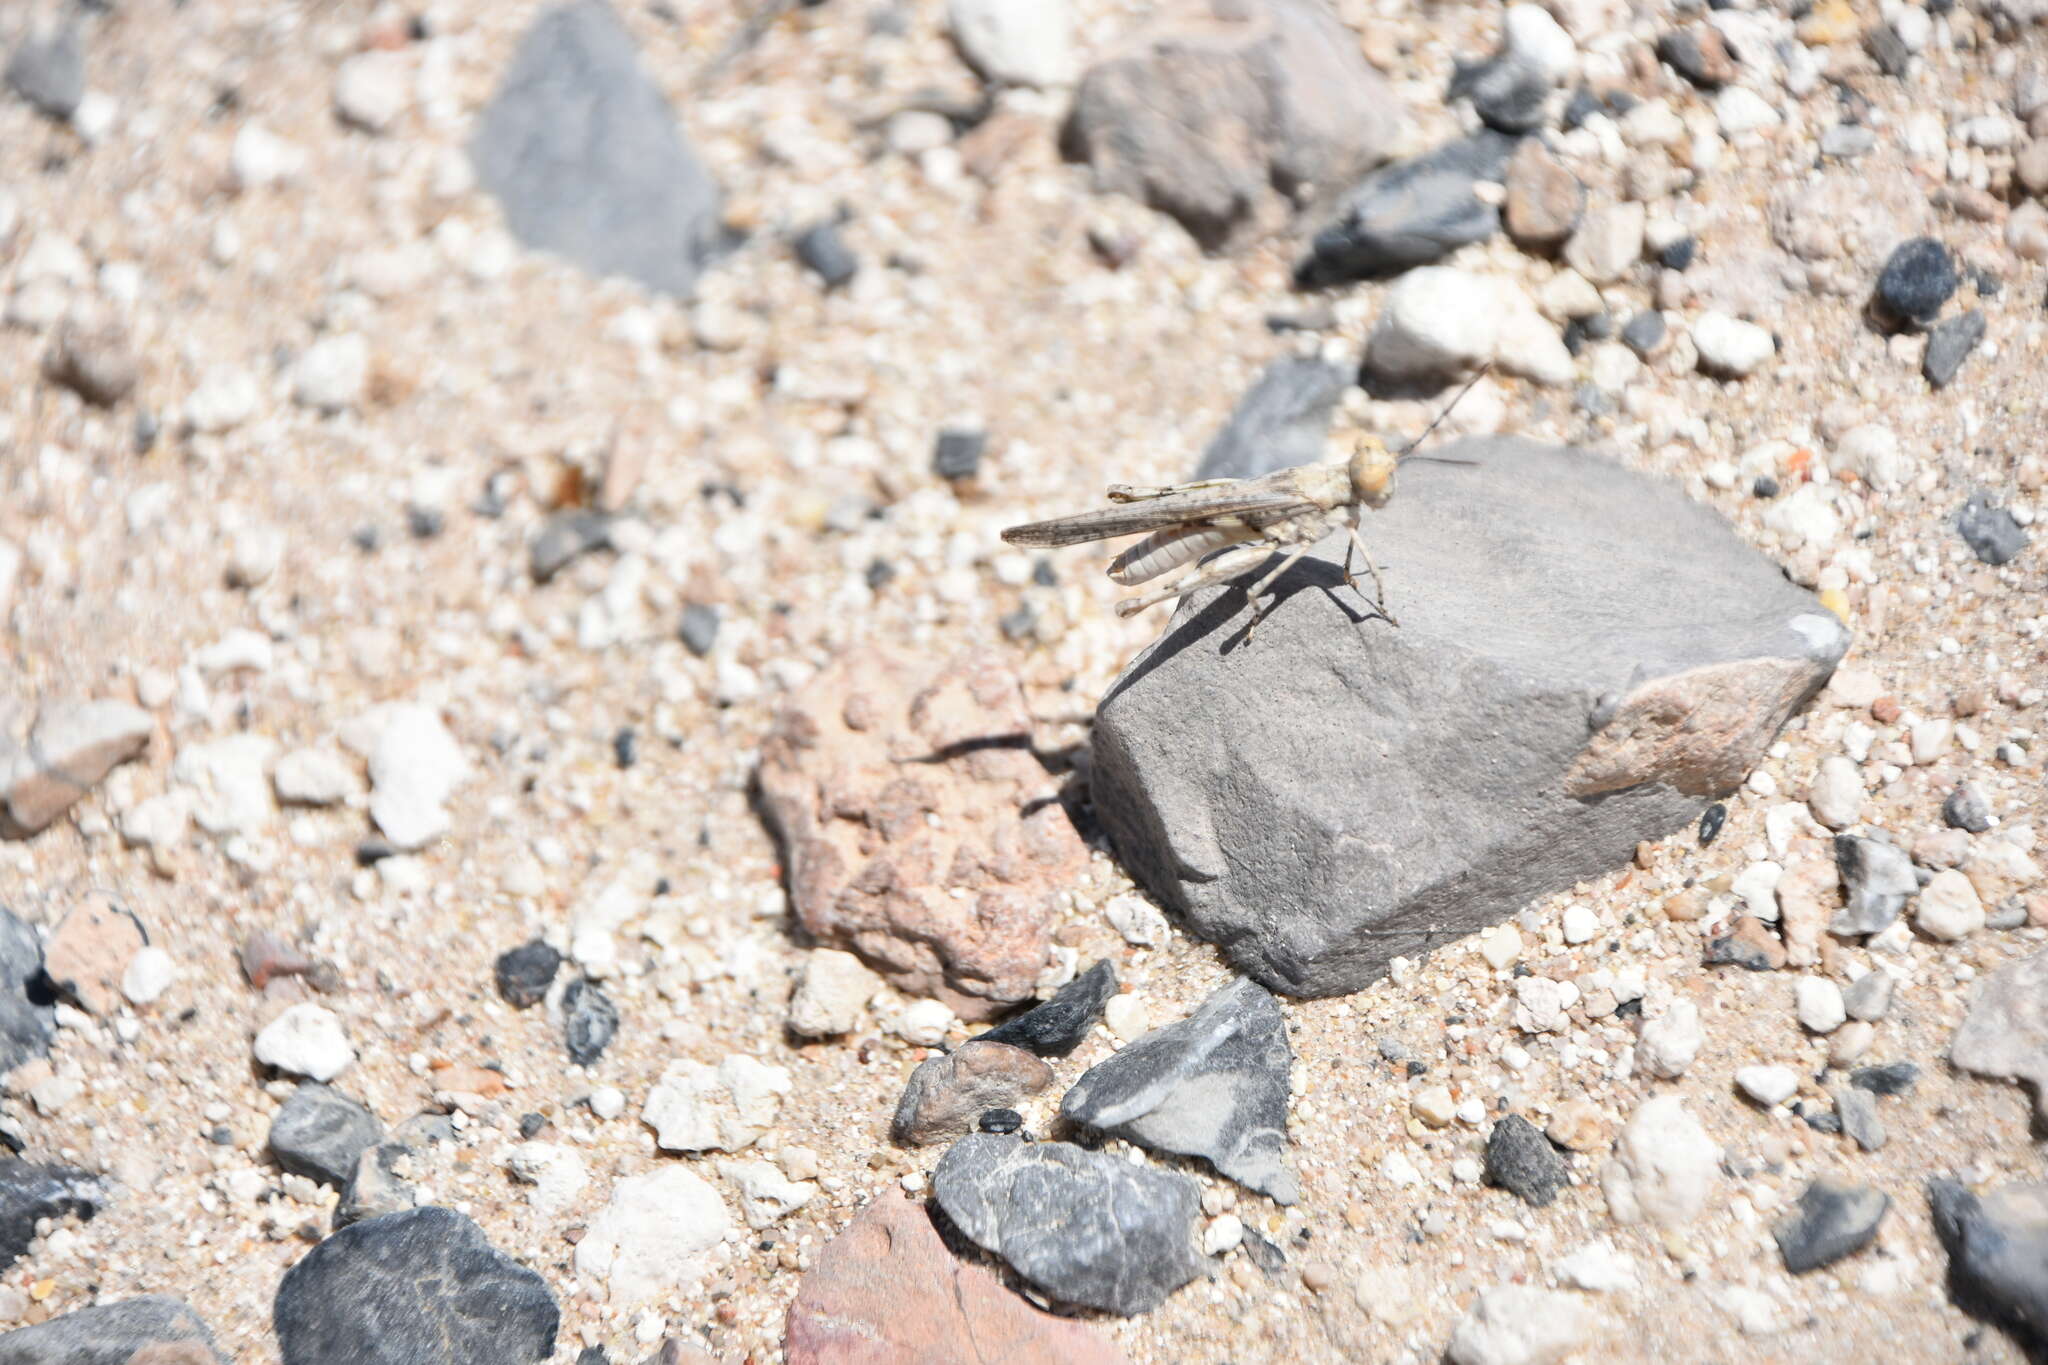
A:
[1956,491,2029,566]
[757,648,1087,1018]
[1774,1179,1888,1273]
[2,699,153,836]
[1297,131,1518,284]
[1601,1096,1718,1228]
[4,23,83,121]
[1923,310,1986,389]
[1949,949,2048,1122]
[974,959,1119,1056]
[892,1040,1053,1147]
[574,1167,731,1305]
[494,938,561,1009]
[1502,137,1584,253]
[1704,915,1785,972]
[1483,1113,1568,1206]
[530,509,614,583]
[1830,834,1918,936]
[787,947,884,1038]
[1059,976,1297,1202]
[0,1158,103,1269]
[931,1134,1204,1315]
[0,1296,228,1365]
[0,907,55,1074]
[269,1083,384,1187]
[783,1191,1130,1364]
[274,1207,558,1363]
[1193,357,1349,481]
[44,310,139,407]
[562,977,618,1065]
[334,1142,417,1231]
[643,1055,790,1152]
[1062,0,1403,250]
[469,0,725,297]
[1929,1177,2048,1343]
[1091,439,1847,997]
[41,895,144,1016]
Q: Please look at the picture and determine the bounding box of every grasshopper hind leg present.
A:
[1113,542,1275,618]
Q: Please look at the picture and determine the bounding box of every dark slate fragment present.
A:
[1923,310,1985,389]
[269,1083,384,1187]
[1774,1179,1889,1273]
[0,907,55,1075]
[1875,236,1957,327]
[1658,235,1697,270]
[1447,55,1550,133]
[1192,356,1349,482]
[1831,834,1919,936]
[930,1133,1204,1316]
[1059,975,1297,1203]
[468,0,725,297]
[334,1141,417,1231]
[1943,783,1993,833]
[1955,491,2029,567]
[530,510,613,583]
[1833,1084,1886,1150]
[974,959,1117,1058]
[1241,1229,1287,1275]
[0,1295,228,1364]
[0,1159,103,1269]
[794,221,859,289]
[1620,311,1666,358]
[932,428,987,481]
[1929,1177,2048,1345]
[562,977,618,1065]
[1296,130,1519,284]
[678,603,720,657]
[273,1206,558,1365]
[4,23,84,121]
[1483,1114,1568,1206]
[1850,1061,1919,1096]
[495,938,562,1009]
[1864,21,1912,76]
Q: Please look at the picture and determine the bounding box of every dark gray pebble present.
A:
[562,978,618,1065]
[1850,1061,1919,1096]
[1621,310,1666,357]
[1922,309,1985,388]
[932,428,987,480]
[268,1083,384,1187]
[678,603,719,656]
[530,509,612,583]
[0,1295,228,1364]
[0,1158,104,1270]
[1483,1114,1568,1206]
[1943,783,1993,833]
[1774,1179,1888,1273]
[1875,237,1956,327]
[794,221,859,289]
[974,958,1116,1057]
[1955,490,2029,566]
[495,939,562,1009]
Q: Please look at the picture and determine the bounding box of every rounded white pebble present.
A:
[1795,977,1847,1034]
[253,1004,355,1081]
[1561,904,1599,944]
[589,1085,626,1121]
[889,998,956,1047]
[1203,1214,1245,1256]
[1103,993,1150,1043]
[120,946,177,1006]
[1735,1064,1798,1107]
[1694,311,1776,378]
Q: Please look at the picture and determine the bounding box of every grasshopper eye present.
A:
[1347,436,1396,508]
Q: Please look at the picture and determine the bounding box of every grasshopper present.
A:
[1001,376,1483,633]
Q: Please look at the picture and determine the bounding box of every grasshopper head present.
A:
[1344,433,1397,509]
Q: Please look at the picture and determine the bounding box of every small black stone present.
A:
[530,509,613,583]
[269,1083,384,1187]
[407,506,445,539]
[132,410,160,454]
[354,837,397,866]
[1658,235,1697,271]
[794,220,859,289]
[1621,310,1667,358]
[1799,1104,1842,1135]
[1956,490,2029,565]
[1447,54,1550,134]
[1699,802,1727,846]
[1875,237,1957,327]
[974,959,1118,1058]
[1561,87,1602,129]
[998,606,1035,641]
[1030,558,1057,588]
[351,525,381,553]
[0,908,55,1076]
[1943,783,1993,833]
[494,939,562,1010]
[865,558,895,591]
[209,1125,235,1146]
[4,22,84,120]
[518,1112,548,1139]
[678,602,719,657]
[1864,22,1912,76]
[1923,309,1986,388]
[612,727,636,769]
[1973,268,2003,298]
[1562,318,1591,356]
[562,978,618,1066]
[1850,1061,1919,1096]
[1752,475,1781,499]
[1775,1179,1888,1273]
[1703,929,1777,972]
[1483,1114,1569,1207]
[1580,311,1616,341]
[933,428,987,480]
[978,1108,1023,1134]
[1656,29,1724,88]
[1242,1229,1287,1274]
[1376,1037,1411,1063]
[577,1348,608,1365]
[1405,1059,1427,1078]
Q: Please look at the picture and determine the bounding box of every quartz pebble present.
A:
[1736,1065,1798,1106]
[254,1005,355,1082]
[1796,978,1847,1034]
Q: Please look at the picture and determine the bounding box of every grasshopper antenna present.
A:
[1397,363,1491,464]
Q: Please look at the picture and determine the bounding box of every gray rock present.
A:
[1956,491,2029,566]
[932,428,988,481]
[794,220,858,289]
[0,1295,228,1364]
[1193,357,1350,482]
[1090,438,1847,998]
[1483,1113,1568,1206]
[1923,310,1986,389]
[273,1206,558,1364]
[891,1040,1052,1146]
[1296,131,1519,285]
[562,977,617,1065]
[334,1141,417,1231]
[494,938,562,1009]
[1058,976,1297,1203]
[1844,969,1894,1021]
[269,1083,384,1187]
[530,510,612,583]
[1949,949,2048,1122]
[930,1133,1204,1315]
[1831,1082,1886,1150]
[0,1158,103,1269]
[1943,783,1993,833]
[468,0,725,297]
[678,603,720,657]
[0,907,55,1075]
[1929,1177,2048,1345]
[1851,1061,1919,1095]
[1449,55,1549,133]
[4,23,83,121]
[1773,1179,1888,1273]
[44,312,139,407]
[1830,834,1919,936]
[1062,0,1403,251]
[973,958,1118,1057]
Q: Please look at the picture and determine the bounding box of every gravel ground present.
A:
[1,0,2044,1360]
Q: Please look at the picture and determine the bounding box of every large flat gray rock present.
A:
[1091,437,1847,998]
[469,0,724,297]
[0,1295,227,1364]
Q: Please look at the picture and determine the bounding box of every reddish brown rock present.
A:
[892,1040,1053,1147]
[784,1191,1129,1365]
[1,698,154,836]
[758,649,1086,1020]
[43,894,147,1015]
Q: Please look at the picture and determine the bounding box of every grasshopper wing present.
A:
[1001,473,1319,548]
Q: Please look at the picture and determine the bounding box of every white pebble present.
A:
[253,1004,355,1081]
[120,946,176,1007]
[889,998,956,1046]
[1795,977,1846,1034]
[1693,311,1775,378]
[1735,1064,1797,1106]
